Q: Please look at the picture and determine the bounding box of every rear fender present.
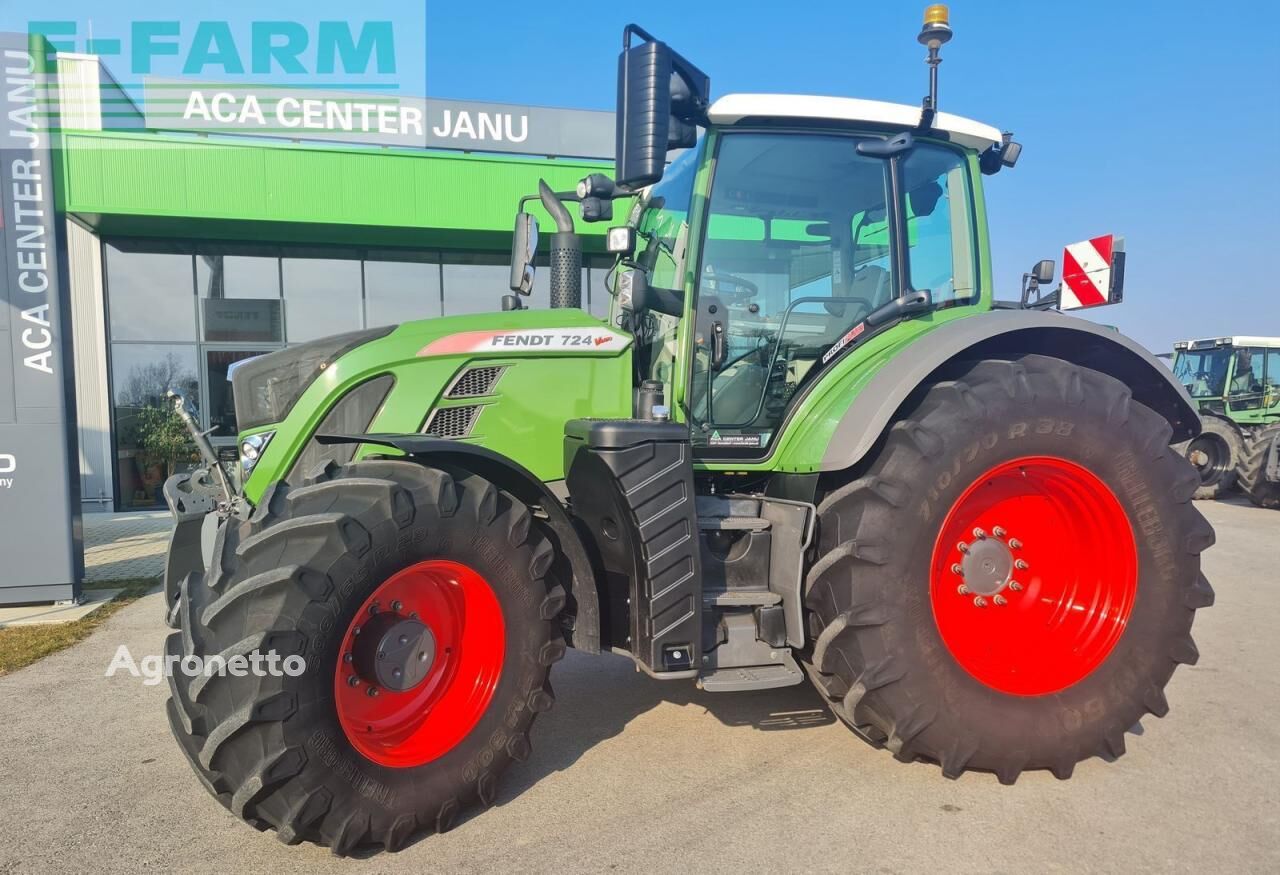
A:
[821,310,1200,472]
[315,434,601,653]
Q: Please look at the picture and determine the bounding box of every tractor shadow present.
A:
[497,649,836,801]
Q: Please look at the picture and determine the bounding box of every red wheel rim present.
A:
[929,456,1137,696]
[334,559,505,767]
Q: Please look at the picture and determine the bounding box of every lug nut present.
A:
[992,526,1007,538]
[353,626,361,636]
[957,584,970,596]
[1008,538,1023,550]
[993,594,1007,606]
[957,542,970,554]
[1009,581,1023,591]
[973,528,986,539]
[366,686,379,697]
[973,596,988,608]
[392,667,403,679]
[951,563,963,575]
[368,602,379,615]
[1015,559,1029,570]
[343,652,353,664]
[398,634,408,645]
[410,612,419,620]
[377,650,386,660]
[347,675,359,687]
[391,600,403,613]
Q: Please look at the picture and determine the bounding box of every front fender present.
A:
[316,433,601,653]
[821,310,1199,472]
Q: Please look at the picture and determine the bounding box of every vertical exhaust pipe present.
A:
[537,180,582,309]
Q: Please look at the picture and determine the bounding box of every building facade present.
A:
[49,54,616,512]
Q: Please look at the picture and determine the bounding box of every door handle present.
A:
[711,321,726,370]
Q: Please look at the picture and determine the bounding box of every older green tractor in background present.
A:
[1171,336,1280,506]
[160,9,1213,855]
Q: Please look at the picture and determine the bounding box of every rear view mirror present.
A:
[615,24,710,191]
[509,212,539,294]
[1032,259,1055,285]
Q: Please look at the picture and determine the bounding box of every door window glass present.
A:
[690,133,891,449]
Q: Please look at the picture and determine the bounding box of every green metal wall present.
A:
[58,131,617,250]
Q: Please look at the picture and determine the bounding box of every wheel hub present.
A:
[953,526,1026,606]
[352,610,436,693]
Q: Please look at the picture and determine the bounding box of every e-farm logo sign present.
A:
[31,19,397,77]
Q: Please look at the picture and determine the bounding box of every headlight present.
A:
[231,327,393,430]
[239,431,275,478]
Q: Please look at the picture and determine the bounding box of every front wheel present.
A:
[166,461,566,854]
[804,355,1215,783]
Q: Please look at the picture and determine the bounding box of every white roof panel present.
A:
[707,94,1003,151]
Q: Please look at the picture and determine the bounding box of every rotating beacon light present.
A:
[917,5,952,128]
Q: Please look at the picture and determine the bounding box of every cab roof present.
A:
[1174,336,1280,350]
[707,94,1003,152]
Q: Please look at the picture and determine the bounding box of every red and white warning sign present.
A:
[1061,234,1124,311]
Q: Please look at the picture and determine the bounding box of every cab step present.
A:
[698,653,803,692]
[703,588,782,607]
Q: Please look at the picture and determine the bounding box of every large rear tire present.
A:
[1237,423,1280,508]
[1174,415,1242,499]
[166,460,566,854]
[804,355,1214,783]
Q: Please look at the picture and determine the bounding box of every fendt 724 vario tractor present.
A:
[1170,336,1280,506]
[161,9,1214,854]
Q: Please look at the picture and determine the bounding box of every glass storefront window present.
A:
[197,245,283,343]
[587,256,614,319]
[364,251,441,327]
[110,343,199,509]
[282,253,363,342]
[104,240,196,341]
[442,252,517,315]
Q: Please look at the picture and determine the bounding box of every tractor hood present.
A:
[233,308,635,504]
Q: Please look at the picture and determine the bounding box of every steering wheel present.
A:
[702,268,759,301]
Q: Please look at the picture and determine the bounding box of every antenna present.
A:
[917,5,953,129]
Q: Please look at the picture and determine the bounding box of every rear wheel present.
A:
[1175,415,1242,499]
[804,355,1215,782]
[166,460,566,854]
[1237,423,1280,508]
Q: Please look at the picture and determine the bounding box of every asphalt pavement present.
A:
[0,499,1276,873]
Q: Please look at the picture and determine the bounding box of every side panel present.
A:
[242,310,633,503]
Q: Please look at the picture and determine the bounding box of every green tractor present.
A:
[1170,336,1280,506]
[161,10,1214,855]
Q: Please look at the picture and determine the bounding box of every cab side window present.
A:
[901,145,977,304]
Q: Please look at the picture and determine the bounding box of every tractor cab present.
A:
[1172,336,1280,419]
[508,17,1018,459]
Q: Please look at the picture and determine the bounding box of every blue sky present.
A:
[6,1,1277,352]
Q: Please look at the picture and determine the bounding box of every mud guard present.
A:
[315,433,602,653]
[821,309,1200,472]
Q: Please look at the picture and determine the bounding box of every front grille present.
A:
[445,366,505,398]
[423,405,482,439]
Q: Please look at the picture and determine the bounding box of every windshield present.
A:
[1173,348,1231,397]
[688,132,976,453]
